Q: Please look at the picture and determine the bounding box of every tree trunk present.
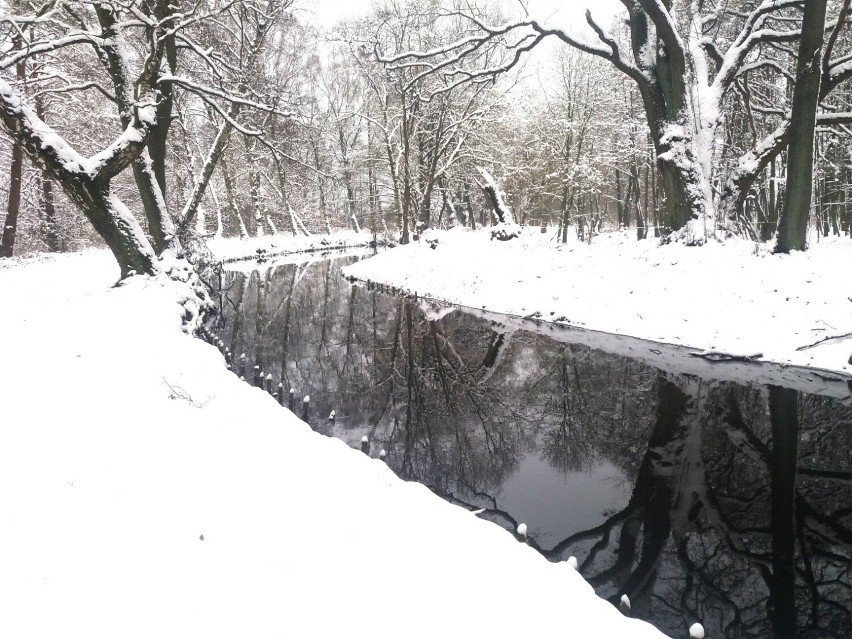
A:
[33,97,60,252]
[221,156,248,238]
[634,51,713,241]
[765,158,779,242]
[400,93,412,244]
[0,42,25,259]
[96,4,177,255]
[560,183,571,244]
[463,181,476,230]
[311,141,331,234]
[245,138,265,238]
[69,180,159,278]
[776,0,828,253]
[337,127,358,232]
[1,132,23,259]
[148,1,177,199]
[41,177,58,252]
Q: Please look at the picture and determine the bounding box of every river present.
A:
[216,250,851,639]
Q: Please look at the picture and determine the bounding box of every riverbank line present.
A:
[207,229,384,263]
[341,228,852,383]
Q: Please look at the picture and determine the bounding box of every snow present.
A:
[0,249,668,639]
[689,622,706,639]
[342,228,852,394]
[207,229,381,264]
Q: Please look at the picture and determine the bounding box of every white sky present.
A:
[307,0,623,34]
[303,0,626,98]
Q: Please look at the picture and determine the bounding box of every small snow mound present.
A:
[379,449,387,458]
[689,623,705,639]
[516,523,527,537]
[361,435,369,443]
[491,222,521,242]
[567,556,578,570]
[620,594,631,609]
[303,395,310,403]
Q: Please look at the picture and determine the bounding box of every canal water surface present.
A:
[217,251,851,639]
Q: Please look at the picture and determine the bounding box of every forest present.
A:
[1,3,850,638]
[1,0,851,274]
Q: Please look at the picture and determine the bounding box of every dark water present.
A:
[217,252,851,639]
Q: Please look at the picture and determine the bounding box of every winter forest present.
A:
[1,0,851,264]
[1,2,851,639]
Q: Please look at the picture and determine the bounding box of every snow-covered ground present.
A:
[343,228,852,385]
[207,229,381,263]
[0,249,668,639]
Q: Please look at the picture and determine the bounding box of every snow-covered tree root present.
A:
[158,254,217,335]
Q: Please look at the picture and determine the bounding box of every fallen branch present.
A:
[689,350,763,362]
[796,331,852,351]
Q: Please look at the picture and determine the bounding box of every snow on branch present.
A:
[376,9,636,98]
[0,78,153,182]
[30,78,118,103]
[378,20,541,94]
[0,1,63,26]
[823,58,852,99]
[817,112,852,126]
[712,1,804,94]
[555,11,646,86]
[734,59,794,83]
[732,0,803,50]
[0,33,105,71]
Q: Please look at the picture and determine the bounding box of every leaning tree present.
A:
[0,0,295,277]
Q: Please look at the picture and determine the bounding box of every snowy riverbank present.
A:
[207,229,382,263]
[0,249,668,639]
[342,228,852,385]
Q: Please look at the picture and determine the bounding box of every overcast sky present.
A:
[306,0,623,34]
[302,0,625,96]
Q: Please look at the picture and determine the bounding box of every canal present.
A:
[217,250,851,639]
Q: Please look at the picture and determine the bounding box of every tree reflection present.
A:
[219,255,851,639]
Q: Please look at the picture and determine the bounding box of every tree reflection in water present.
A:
[219,254,851,638]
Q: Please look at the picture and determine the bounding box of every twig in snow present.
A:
[795,332,852,352]
[162,379,211,408]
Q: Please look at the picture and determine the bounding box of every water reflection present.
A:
[217,253,851,638]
